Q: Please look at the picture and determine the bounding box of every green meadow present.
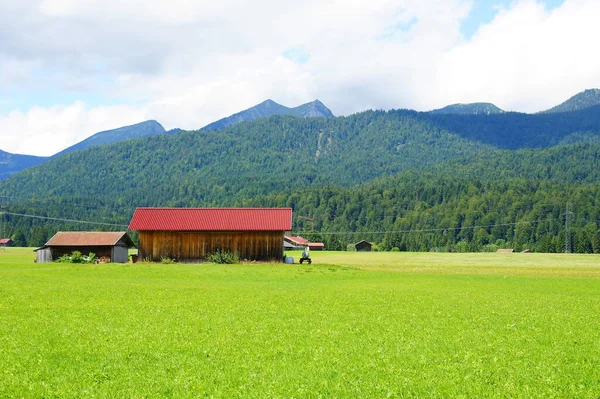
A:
[1,248,599,398]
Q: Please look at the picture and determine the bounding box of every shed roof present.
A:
[284,236,309,245]
[45,232,135,247]
[129,208,292,232]
[285,236,325,248]
[0,238,12,245]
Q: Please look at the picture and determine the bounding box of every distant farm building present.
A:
[496,249,514,253]
[35,232,135,263]
[129,208,292,262]
[284,236,325,251]
[354,240,372,252]
[0,238,14,248]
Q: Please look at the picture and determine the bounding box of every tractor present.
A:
[299,247,312,264]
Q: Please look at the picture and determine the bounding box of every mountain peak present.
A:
[258,99,280,107]
[53,120,166,157]
[430,102,504,115]
[202,99,334,131]
[295,99,334,118]
[542,88,600,114]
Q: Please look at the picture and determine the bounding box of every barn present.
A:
[35,231,135,263]
[128,207,293,262]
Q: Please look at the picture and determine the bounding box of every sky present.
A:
[1,0,599,156]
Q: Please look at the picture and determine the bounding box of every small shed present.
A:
[284,236,325,251]
[129,208,292,262]
[35,231,135,263]
[0,238,13,248]
[354,240,372,252]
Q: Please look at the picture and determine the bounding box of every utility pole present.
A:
[565,203,573,254]
[0,197,6,250]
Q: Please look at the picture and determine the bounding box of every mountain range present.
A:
[3,89,600,180]
[0,100,334,180]
[1,89,600,252]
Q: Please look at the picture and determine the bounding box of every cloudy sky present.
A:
[1,0,599,156]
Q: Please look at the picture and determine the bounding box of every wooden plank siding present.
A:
[138,231,285,262]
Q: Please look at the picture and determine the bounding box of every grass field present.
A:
[1,248,599,398]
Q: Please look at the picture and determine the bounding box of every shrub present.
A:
[160,257,177,264]
[55,251,97,264]
[56,254,71,263]
[207,249,240,264]
[70,251,84,263]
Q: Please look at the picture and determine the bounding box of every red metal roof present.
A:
[45,232,135,247]
[0,238,12,245]
[128,208,293,231]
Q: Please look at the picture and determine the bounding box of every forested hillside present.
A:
[4,143,599,252]
[255,171,600,253]
[0,111,495,207]
[0,120,168,180]
[1,106,599,252]
[422,104,600,149]
[429,102,504,115]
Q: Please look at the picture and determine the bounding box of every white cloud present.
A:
[432,0,600,112]
[0,102,149,156]
[1,0,599,156]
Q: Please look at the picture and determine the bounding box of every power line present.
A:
[4,208,597,238]
[293,217,559,236]
[5,212,129,228]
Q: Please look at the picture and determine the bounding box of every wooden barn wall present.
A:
[36,248,52,263]
[138,231,284,262]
